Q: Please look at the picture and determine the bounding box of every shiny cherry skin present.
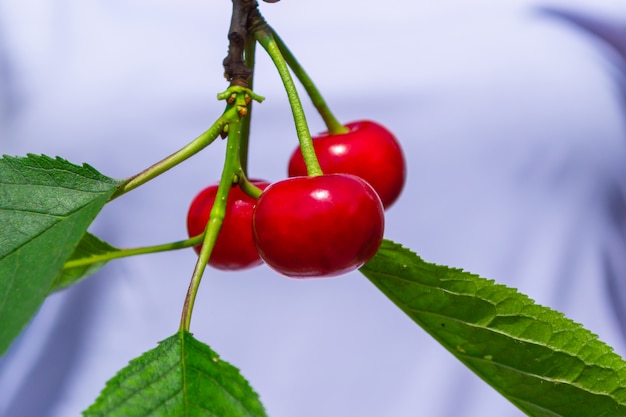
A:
[252,174,385,278]
[288,120,406,209]
[186,180,269,270]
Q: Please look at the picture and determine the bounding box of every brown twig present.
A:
[223,0,259,86]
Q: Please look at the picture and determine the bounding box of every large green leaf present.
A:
[50,232,120,293]
[84,331,268,417]
[360,239,626,417]
[0,154,121,355]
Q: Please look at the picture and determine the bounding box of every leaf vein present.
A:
[101,357,180,413]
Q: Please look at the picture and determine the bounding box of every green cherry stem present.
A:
[109,118,226,201]
[255,28,323,177]
[61,235,204,270]
[238,172,264,199]
[239,36,257,174]
[180,101,247,332]
[271,28,349,135]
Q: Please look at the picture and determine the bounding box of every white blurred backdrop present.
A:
[1,1,626,416]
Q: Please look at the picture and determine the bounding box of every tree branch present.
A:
[223,0,259,86]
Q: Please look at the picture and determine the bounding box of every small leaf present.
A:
[84,331,268,417]
[0,154,121,355]
[49,232,120,293]
[360,239,626,417]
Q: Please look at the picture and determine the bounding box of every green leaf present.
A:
[84,331,268,417]
[0,154,121,355]
[49,232,120,293]
[360,239,626,417]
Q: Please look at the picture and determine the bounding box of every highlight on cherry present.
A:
[251,174,385,278]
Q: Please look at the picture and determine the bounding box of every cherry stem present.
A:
[239,36,257,174]
[271,28,349,135]
[60,234,204,270]
[238,173,264,199]
[180,90,254,332]
[254,27,323,177]
[109,119,226,201]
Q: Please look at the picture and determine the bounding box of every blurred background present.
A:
[1,1,626,416]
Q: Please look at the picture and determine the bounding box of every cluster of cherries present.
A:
[186,120,406,278]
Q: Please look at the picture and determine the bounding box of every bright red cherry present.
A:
[252,174,384,278]
[288,120,406,209]
[186,180,269,270]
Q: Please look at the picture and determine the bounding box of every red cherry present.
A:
[186,180,269,270]
[252,174,384,278]
[288,120,406,209]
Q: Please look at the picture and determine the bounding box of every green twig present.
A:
[239,36,257,173]
[180,92,253,332]
[62,235,204,269]
[109,119,226,201]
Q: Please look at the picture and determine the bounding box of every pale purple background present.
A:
[1,1,626,416]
